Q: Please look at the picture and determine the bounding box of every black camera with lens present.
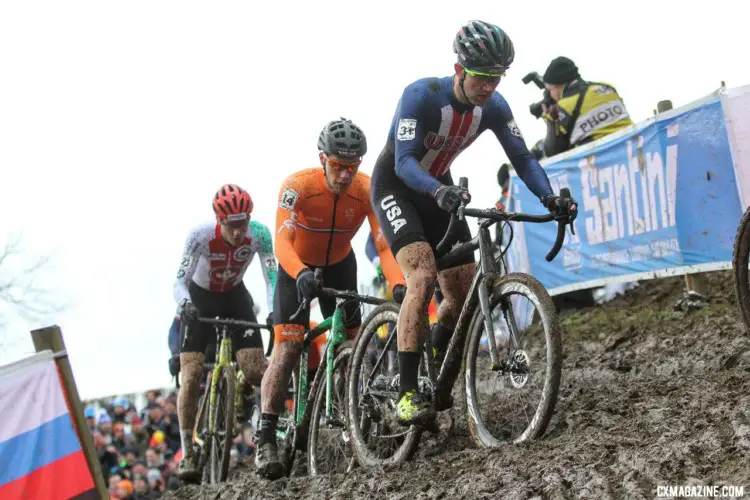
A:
[522,71,556,119]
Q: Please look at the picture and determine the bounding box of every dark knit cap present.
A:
[543,56,579,84]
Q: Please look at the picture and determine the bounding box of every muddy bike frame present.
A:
[367,177,572,409]
[277,269,387,447]
[187,316,270,483]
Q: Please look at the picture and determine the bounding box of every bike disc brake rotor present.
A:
[509,349,531,388]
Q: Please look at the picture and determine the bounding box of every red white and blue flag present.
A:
[0,352,98,499]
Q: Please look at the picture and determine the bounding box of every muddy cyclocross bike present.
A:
[188,317,270,484]
[733,205,750,330]
[264,268,387,476]
[347,177,573,467]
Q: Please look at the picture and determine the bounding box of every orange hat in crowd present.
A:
[118,480,134,495]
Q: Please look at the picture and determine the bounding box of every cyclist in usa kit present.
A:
[254,118,404,479]
[174,184,278,480]
[370,20,578,426]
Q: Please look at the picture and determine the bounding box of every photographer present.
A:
[522,57,636,310]
[534,56,633,157]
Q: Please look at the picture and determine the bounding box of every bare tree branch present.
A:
[0,232,66,342]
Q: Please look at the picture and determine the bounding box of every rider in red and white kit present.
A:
[174,184,277,480]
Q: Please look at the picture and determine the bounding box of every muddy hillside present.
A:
[165,271,750,499]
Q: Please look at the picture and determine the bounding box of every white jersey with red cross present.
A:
[173,221,277,311]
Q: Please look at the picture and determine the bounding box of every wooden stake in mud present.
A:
[31,325,109,499]
[655,99,710,299]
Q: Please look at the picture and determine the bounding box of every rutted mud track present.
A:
[165,272,750,499]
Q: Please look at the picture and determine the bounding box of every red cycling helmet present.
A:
[213,184,253,222]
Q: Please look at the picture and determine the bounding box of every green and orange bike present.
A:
[254,269,388,476]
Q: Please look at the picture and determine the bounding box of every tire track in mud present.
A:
[165,272,750,499]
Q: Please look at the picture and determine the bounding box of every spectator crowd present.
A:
[84,388,257,498]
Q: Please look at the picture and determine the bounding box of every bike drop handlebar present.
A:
[435,177,574,262]
[173,316,271,388]
[289,268,387,322]
[195,316,271,331]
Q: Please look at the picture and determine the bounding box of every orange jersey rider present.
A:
[255,118,402,479]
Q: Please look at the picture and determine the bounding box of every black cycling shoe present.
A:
[255,441,285,480]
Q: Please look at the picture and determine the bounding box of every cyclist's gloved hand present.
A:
[168,354,180,377]
[543,194,578,223]
[434,185,471,213]
[180,301,199,322]
[392,284,407,304]
[296,268,317,302]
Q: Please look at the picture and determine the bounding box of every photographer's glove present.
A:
[541,103,560,122]
[434,185,471,213]
[543,194,578,223]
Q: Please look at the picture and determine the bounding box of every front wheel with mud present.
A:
[308,342,354,475]
[463,273,562,448]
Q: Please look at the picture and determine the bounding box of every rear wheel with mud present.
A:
[347,302,422,468]
[732,206,750,330]
[463,273,562,448]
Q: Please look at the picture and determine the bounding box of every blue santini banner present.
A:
[506,95,743,294]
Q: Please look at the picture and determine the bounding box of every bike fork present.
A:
[477,225,514,370]
[479,275,522,371]
[234,369,245,420]
[478,273,501,368]
[325,303,346,426]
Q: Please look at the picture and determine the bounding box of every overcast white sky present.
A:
[1,1,748,399]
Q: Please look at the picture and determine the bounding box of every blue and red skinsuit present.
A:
[384,76,553,200]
